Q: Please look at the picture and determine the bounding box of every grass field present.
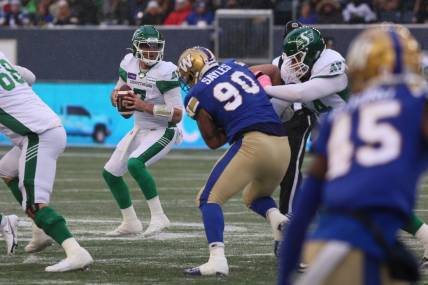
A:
[0,147,428,285]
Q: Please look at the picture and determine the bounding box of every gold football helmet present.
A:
[177,47,218,91]
[347,24,421,93]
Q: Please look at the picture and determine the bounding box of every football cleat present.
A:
[1,215,18,255]
[45,247,93,272]
[106,220,142,236]
[184,256,229,276]
[143,214,170,237]
[25,223,53,253]
[274,217,290,257]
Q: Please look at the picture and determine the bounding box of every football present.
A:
[117,84,134,119]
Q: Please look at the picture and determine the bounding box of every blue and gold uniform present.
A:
[184,59,285,144]
[179,47,290,276]
[278,25,427,285]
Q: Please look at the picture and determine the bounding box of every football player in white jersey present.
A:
[261,26,428,265]
[251,27,347,260]
[103,25,183,237]
[0,52,93,272]
[0,65,55,254]
[265,26,348,114]
[253,21,318,241]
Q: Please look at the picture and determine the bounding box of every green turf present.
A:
[0,147,427,284]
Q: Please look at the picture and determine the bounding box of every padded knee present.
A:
[127,158,145,177]
[103,169,121,184]
[34,207,65,232]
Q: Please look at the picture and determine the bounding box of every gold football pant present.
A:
[196,131,290,207]
[295,241,409,285]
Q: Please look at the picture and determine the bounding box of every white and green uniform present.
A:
[104,53,182,177]
[0,52,65,208]
[266,49,349,114]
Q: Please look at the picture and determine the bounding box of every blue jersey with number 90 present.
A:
[184,60,284,144]
[316,78,428,217]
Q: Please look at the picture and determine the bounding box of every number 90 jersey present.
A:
[0,52,61,144]
[184,60,285,144]
[316,75,428,217]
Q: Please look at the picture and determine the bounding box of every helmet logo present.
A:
[296,30,314,49]
[179,54,193,72]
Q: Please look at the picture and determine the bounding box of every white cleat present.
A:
[106,220,142,236]
[143,214,170,237]
[25,223,53,253]
[45,247,93,272]
[273,214,290,257]
[1,215,18,255]
[184,256,229,276]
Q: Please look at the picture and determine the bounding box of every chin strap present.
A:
[153,104,174,121]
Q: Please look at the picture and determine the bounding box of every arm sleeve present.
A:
[265,73,348,103]
[14,65,36,85]
[163,87,183,109]
[278,175,324,285]
[184,91,201,119]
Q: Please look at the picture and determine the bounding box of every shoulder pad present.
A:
[272,56,280,66]
[120,53,135,69]
[153,61,180,94]
[311,49,346,79]
[153,61,178,80]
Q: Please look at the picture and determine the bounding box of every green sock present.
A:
[402,213,424,235]
[102,169,132,209]
[6,177,22,205]
[34,207,72,245]
[128,158,158,200]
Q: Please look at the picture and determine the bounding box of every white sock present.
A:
[120,205,138,222]
[266,208,288,241]
[62,238,81,257]
[147,196,164,216]
[209,242,225,259]
[416,224,428,255]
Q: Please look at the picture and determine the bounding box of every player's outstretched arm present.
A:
[265,74,348,103]
[196,108,227,149]
[249,64,282,85]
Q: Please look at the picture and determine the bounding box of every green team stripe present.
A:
[24,133,39,208]
[119,67,127,82]
[156,80,180,94]
[138,128,175,163]
[0,107,31,135]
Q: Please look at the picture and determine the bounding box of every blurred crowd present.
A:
[0,0,427,27]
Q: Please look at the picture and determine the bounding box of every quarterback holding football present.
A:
[103,25,183,237]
